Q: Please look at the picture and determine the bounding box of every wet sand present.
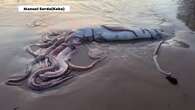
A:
[1,0,195,110]
[0,31,195,110]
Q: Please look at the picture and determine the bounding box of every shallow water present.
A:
[0,0,192,29]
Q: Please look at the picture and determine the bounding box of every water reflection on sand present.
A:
[0,0,186,29]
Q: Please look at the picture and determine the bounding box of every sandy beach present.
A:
[1,31,195,110]
[0,0,195,110]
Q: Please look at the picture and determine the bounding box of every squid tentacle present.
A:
[39,47,76,81]
[28,69,73,91]
[153,40,178,85]
[153,40,172,76]
[6,55,47,85]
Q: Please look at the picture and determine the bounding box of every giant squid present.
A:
[6,25,177,91]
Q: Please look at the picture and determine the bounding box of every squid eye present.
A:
[72,46,76,49]
[69,45,76,50]
[160,29,164,32]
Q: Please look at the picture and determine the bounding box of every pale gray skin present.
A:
[38,46,73,81]
[27,44,102,91]
[27,55,70,91]
[153,40,178,85]
[153,40,172,76]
